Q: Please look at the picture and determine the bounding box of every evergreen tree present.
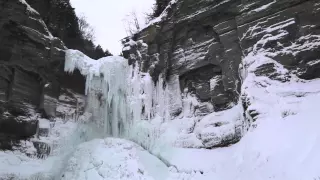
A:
[104,49,112,57]
[26,0,112,59]
[152,0,171,18]
[94,45,105,59]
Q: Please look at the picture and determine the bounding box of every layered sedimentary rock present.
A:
[123,0,320,148]
[0,0,85,150]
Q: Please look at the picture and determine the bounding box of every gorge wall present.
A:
[126,0,320,112]
[123,0,320,148]
[0,0,85,152]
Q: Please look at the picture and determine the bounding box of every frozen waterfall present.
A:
[64,49,170,138]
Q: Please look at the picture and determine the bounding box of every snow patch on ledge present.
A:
[141,0,178,30]
[19,0,40,15]
[250,0,276,13]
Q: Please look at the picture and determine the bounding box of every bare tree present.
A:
[122,10,141,36]
[78,14,95,41]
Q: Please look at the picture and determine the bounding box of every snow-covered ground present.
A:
[61,138,169,180]
[2,1,320,177]
[0,119,78,179]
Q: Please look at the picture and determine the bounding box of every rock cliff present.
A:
[123,0,320,148]
[0,0,85,151]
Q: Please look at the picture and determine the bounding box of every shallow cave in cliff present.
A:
[179,64,222,101]
[179,63,237,111]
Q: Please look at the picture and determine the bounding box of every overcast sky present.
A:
[70,0,154,55]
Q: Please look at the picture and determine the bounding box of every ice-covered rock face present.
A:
[109,1,320,178]
[65,48,242,150]
[0,0,87,153]
[122,0,320,149]
[0,0,63,150]
[125,0,320,113]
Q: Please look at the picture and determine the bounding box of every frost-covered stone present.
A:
[194,106,243,148]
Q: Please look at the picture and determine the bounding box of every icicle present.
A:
[64,49,171,138]
[141,73,153,120]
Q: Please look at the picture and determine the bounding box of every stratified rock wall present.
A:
[124,0,320,113]
[0,0,85,150]
[123,0,320,148]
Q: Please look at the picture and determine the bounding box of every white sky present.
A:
[70,0,154,55]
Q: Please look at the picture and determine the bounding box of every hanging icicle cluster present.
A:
[64,50,170,137]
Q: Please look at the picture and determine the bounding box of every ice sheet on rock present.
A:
[65,50,172,139]
[65,50,130,137]
[167,75,183,116]
[181,91,199,118]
